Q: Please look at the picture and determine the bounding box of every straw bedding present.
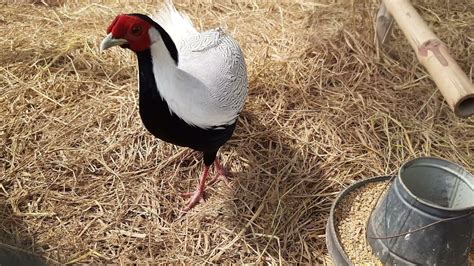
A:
[1,0,473,264]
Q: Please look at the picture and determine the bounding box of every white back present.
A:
[151,1,248,129]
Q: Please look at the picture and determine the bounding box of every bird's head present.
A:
[100,14,153,53]
[100,13,179,64]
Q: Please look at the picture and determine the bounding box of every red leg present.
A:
[182,166,209,211]
[208,158,231,187]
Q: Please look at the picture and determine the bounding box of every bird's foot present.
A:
[208,159,232,187]
[181,166,210,212]
[208,175,231,187]
[181,188,206,211]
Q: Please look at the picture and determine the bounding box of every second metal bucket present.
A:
[367,157,474,265]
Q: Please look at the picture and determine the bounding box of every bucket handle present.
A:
[367,211,473,240]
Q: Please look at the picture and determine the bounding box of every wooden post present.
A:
[380,0,474,118]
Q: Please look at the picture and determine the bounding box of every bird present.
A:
[100,1,248,211]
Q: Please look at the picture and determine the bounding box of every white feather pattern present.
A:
[148,1,248,129]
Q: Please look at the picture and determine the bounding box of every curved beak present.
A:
[100,33,128,52]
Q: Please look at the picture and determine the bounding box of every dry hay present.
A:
[0,0,473,264]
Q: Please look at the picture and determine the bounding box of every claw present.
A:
[180,191,194,198]
[208,159,232,187]
[182,189,206,211]
[208,174,231,187]
[181,166,209,211]
[179,158,234,211]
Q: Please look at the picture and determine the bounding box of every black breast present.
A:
[135,50,236,152]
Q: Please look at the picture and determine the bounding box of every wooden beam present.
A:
[380,0,474,118]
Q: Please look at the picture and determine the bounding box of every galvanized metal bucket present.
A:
[367,157,474,265]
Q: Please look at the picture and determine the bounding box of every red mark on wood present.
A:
[418,39,449,66]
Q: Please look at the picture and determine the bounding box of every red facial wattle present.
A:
[105,14,152,52]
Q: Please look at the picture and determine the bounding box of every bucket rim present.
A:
[398,156,474,212]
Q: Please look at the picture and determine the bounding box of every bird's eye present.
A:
[131,25,142,36]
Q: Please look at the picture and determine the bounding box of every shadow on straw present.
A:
[0,201,51,265]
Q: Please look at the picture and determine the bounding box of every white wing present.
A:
[178,30,248,117]
[152,1,248,128]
